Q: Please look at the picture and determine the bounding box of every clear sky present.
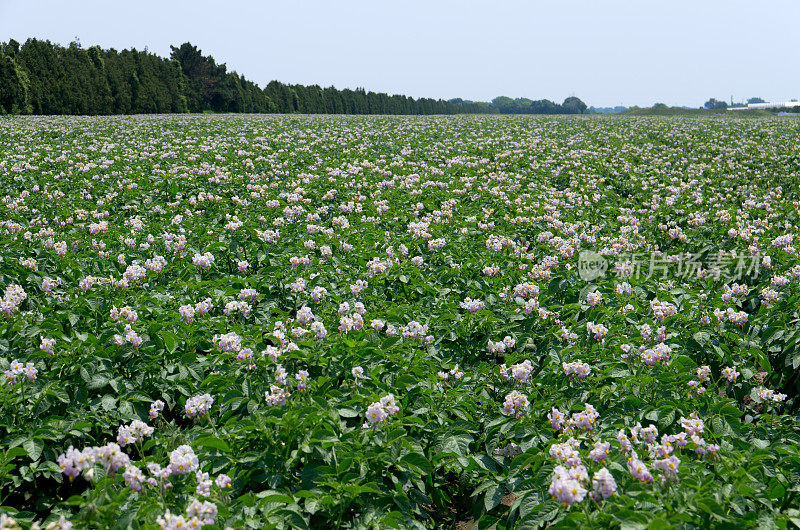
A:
[1,0,798,108]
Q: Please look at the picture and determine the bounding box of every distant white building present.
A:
[729,101,800,110]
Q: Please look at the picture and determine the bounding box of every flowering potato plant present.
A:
[0,114,800,528]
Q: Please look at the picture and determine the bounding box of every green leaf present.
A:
[6,436,27,449]
[194,436,230,452]
[101,394,116,411]
[275,507,309,530]
[609,365,631,378]
[439,434,472,458]
[472,454,499,472]
[517,500,560,529]
[516,493,541,519]
[47,385,70,403]
[65,495,86,506]
[23,439,43,461]
[160,331,180,353]
[5,447,27,459]
[484,484,504,511]
[401,452,432,474]
[614,508,651,529]
[256,492,295,503]
[693,331,710,346]
[753,349,771,372]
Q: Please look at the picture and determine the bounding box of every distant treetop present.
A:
[703,98,728,110]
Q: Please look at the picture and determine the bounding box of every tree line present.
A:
[490,96,587,115]
[0,38,587,116]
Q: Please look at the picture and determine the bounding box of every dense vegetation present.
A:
[0,39,588,116]
[489,96,587,115]
[1,114,800,528]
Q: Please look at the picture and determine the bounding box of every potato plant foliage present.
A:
[1,114,800,529]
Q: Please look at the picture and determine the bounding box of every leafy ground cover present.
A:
[1,114,800,529]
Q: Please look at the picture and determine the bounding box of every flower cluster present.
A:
[351,366,365,387]
[713,307,749,326]
[113,324,142,348]
[616,414,719,482]
[487,335,516,354]
[459,297,485,313]
[502,390,529,417]
[641,343,672,366]
[399,320,431,342]
[756,388,787,403]
[548,404,599,433]
[185,394,214,418]
[213,332,242,353]
[650,299,677,321]
[364,394,400,427]
[437,364,464,384]
[500,360,533,383]
[117,420,155,447]
[57,442,131,481]
[110,306,138,323]
[721,366,740,383]
[1,284,27,316]
[156,500,217,529]
[223,300,251,317]
[563,360,591,379]
[150,399,165,419]
[265,384,290,406]
[547,438,617,505]
[3,360,38,383]
[40,337,56,355]
[168,445,199,475]
[19,257,37,270]
[178,298,214,323]
[192,252,215,269]
[586,321,608,341]
[512,282,540,299]
[586,291,602,307]
[42,276,63,293]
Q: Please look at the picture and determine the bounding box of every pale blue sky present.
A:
[1,0,798,108]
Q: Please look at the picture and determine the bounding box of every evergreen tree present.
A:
[1,37,578,116]
[0,49,32,114]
